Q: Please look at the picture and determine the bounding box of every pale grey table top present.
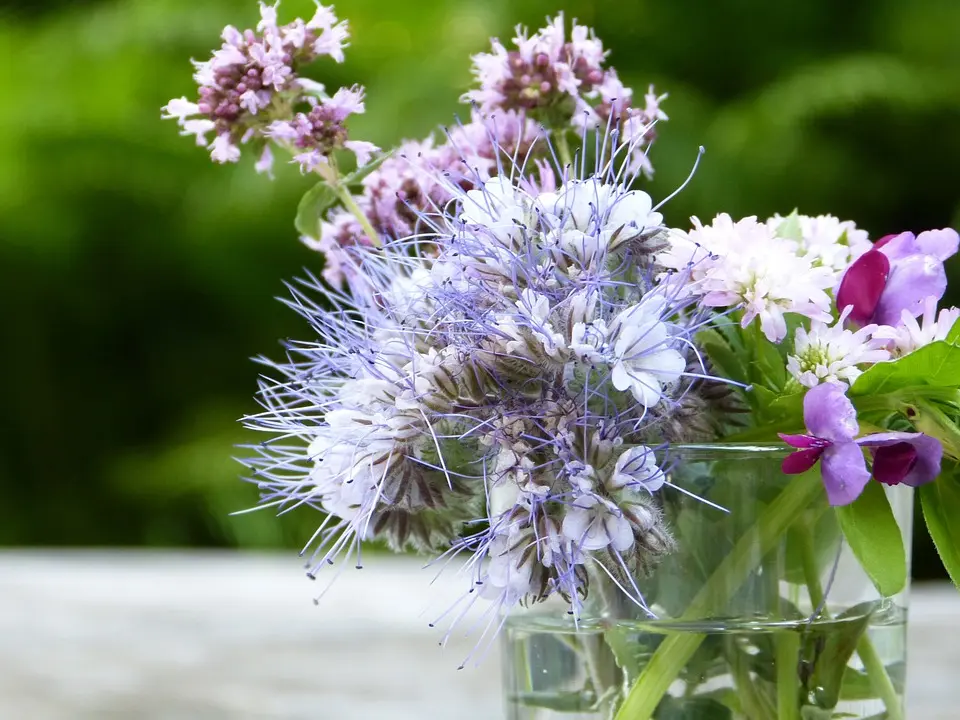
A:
[1,551,957,719]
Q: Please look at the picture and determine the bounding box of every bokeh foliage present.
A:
[1,0,957,575]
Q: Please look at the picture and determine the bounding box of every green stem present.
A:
[728,638,776,719]
[798,523,904,720]
[556,133,573,168]
[775,632,801,720]
[857,636,904,720]
[332,182,382,248]
[614,469,823,720]
[798,523,825,609]
[276,140,383,248]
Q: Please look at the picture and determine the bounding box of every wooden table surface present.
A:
[2,551,957,719]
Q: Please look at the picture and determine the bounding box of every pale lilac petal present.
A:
[836,249,889,326]
[915,228,959,262]
[802,382,858,443]
[605,515,635,553]
[345,140,379,166]
[857,432,942,487]
[875,231,917,260]
[254,145,274,178]
[873,254,947,326]
[821,441,871,506]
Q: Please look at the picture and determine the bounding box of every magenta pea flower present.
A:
[836,228,959,327]
[779,382,942,506]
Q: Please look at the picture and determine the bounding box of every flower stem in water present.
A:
[614,468,823,720]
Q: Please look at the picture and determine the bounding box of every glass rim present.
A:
[666,442,791,460]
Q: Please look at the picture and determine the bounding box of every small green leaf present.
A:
[773,209,803,241]
[342,150,394,186]
[655,696,733,720]
[294,181,338,239]
[945,317,960,345]
[919,465,960,589]
[836,482,907,596]
[809,601,876,708]
[697,328,748,385]
[800,706,833,720]
[838,662,905,701]
[849,341,960,396]
[513,690,596,712]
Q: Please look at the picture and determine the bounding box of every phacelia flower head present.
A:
[780,382,942,505]
[836,227,959,327]
[658,214,834,342]
[162,2,363,172]
[243,134,725,638]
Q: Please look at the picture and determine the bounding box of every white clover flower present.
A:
[659,214,834,342]
[873,296,960,357]
[609,298,686,407]
[767,213,872,273]
[787,308,890,388]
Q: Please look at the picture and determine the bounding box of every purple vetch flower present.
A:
[779,382,942,505]
[836,228,959,327]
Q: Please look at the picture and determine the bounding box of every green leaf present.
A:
[838,662,905,701]
[835,482,907,596]
[945,317,960,345]
[748,326,788,392]
[849,341,960,396]
[800,707,833,720]
[655,696,733,720]
[919,465,960,588]
[342,150,394,186]
[697,328,748,385]
[773,209,803,241]
[809,601,876,708]
[294,181,338,239]
[513,690,596,712]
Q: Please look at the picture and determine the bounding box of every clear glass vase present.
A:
[501,444,912,720]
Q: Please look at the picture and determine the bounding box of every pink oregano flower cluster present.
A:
[465,14,667,176]
[162,2,369,175]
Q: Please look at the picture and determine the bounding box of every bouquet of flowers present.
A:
[165,3,960,719]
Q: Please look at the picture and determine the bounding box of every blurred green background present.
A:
[1,0,957,576]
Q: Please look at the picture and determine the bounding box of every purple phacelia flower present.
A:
[243,130,725,653]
